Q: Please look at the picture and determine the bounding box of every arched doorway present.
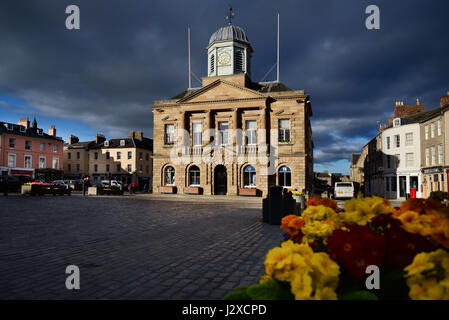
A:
[214,165,227,195]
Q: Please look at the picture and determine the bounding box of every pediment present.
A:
[178,79,264,103]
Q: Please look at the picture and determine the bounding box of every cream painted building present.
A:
[64,131,153,186]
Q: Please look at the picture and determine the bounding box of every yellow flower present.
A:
[405,249,449,300]
[314,287,338,300]
[290,272,313,300]
[259,274,272,285]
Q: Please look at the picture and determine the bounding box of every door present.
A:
[399,176,406,198]
[214,165,227,195]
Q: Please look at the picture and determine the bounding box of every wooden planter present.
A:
[183,186,203,195]
[159,186,177,194]
[239,188,260,197]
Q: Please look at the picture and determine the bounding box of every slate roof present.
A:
[0,121,63,142]
[170,81,293,100]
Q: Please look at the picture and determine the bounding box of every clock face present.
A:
[218,52,231,65]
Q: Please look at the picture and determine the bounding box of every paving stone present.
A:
[0,194,282,299]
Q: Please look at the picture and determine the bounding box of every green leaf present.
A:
[222,286,250,300]
[339,290,378,300]
[246,280,294,300]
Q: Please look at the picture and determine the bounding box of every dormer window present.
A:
[20,126,26,133]
[393,118,401,127]
[120,140,125,147]
[7,123,13,131]
[37,128,43,135]
[104,141,109,147]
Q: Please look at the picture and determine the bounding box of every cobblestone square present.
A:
[0,194,283,300]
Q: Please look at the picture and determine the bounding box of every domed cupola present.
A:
[206,8,253,78]
[208,25,250,45]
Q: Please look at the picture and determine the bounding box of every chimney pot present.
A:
[48,125,56,137]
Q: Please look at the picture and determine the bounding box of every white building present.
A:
[380,117,422,199]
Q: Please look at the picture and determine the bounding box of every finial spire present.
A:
[226,6,234,25]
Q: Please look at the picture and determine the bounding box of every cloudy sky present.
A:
[1,0,448,174]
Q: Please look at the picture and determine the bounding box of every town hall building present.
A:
[151,16,313,196]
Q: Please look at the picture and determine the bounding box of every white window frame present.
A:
[8,153,16,168]
[406,153,414,168]
[425,125,429,140]
[164,124,175,145]
[9,138,16,149]
[405,132,413,146]
[40,143,45,151]
[278,119,291,143]
[386,136,390,149]
[438,144,443,165]
[24,154,32,168]
[25,140,32,151]
[431,146,436,166]
[245,120,257,145]
[39,156,46,169]
[218,121,229,146]
[431,123,435,138]
[438,120,442,136]
[189,166,201,186]
[425,148,430,167]
[52,157,59,169]
[192,122,202,146]
[53,144,58,153]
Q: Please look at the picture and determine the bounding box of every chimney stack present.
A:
[441,91,449,107]
[17,117,30,129]
[129,130,143,141]
[69,135,79,145]
[95,133,106,144]
[48,125,56,137]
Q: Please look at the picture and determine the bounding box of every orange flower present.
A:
[289,217,305,230]
[281,215,305,237]
[396,199,443,216]
[306,196,338,211]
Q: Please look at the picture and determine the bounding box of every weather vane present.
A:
[226,6,234,25]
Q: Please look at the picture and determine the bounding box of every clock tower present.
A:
[206,9,253,78]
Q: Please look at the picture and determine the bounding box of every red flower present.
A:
[327,225,386,278]
[385,226,436,268]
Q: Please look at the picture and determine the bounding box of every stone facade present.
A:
[151,74,313,197]
[64,131,153,186]
[151,21,313,197]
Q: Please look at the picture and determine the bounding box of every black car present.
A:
[0,176,22,193]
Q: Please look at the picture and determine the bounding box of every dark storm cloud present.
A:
[0,0,448,167]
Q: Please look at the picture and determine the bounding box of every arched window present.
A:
[243,165,256,187]
[165,166,175,185]
[189,165,200,186]
[278,166,291,187]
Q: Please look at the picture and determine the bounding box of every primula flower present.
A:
[404,249,449,300]
[306,196,338,211]
[262,241,340,300]
[326,225,386,278]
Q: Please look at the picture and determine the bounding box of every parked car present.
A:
[0,176,22,193]
[53,180,70,189]
[334,182,355,200]
[101,180,123,191]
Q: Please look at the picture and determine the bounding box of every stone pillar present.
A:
[204,110,211,145]
[233,108,238,144]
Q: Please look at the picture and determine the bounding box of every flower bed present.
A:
[224,195,449,300]
[21,182,71,196]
